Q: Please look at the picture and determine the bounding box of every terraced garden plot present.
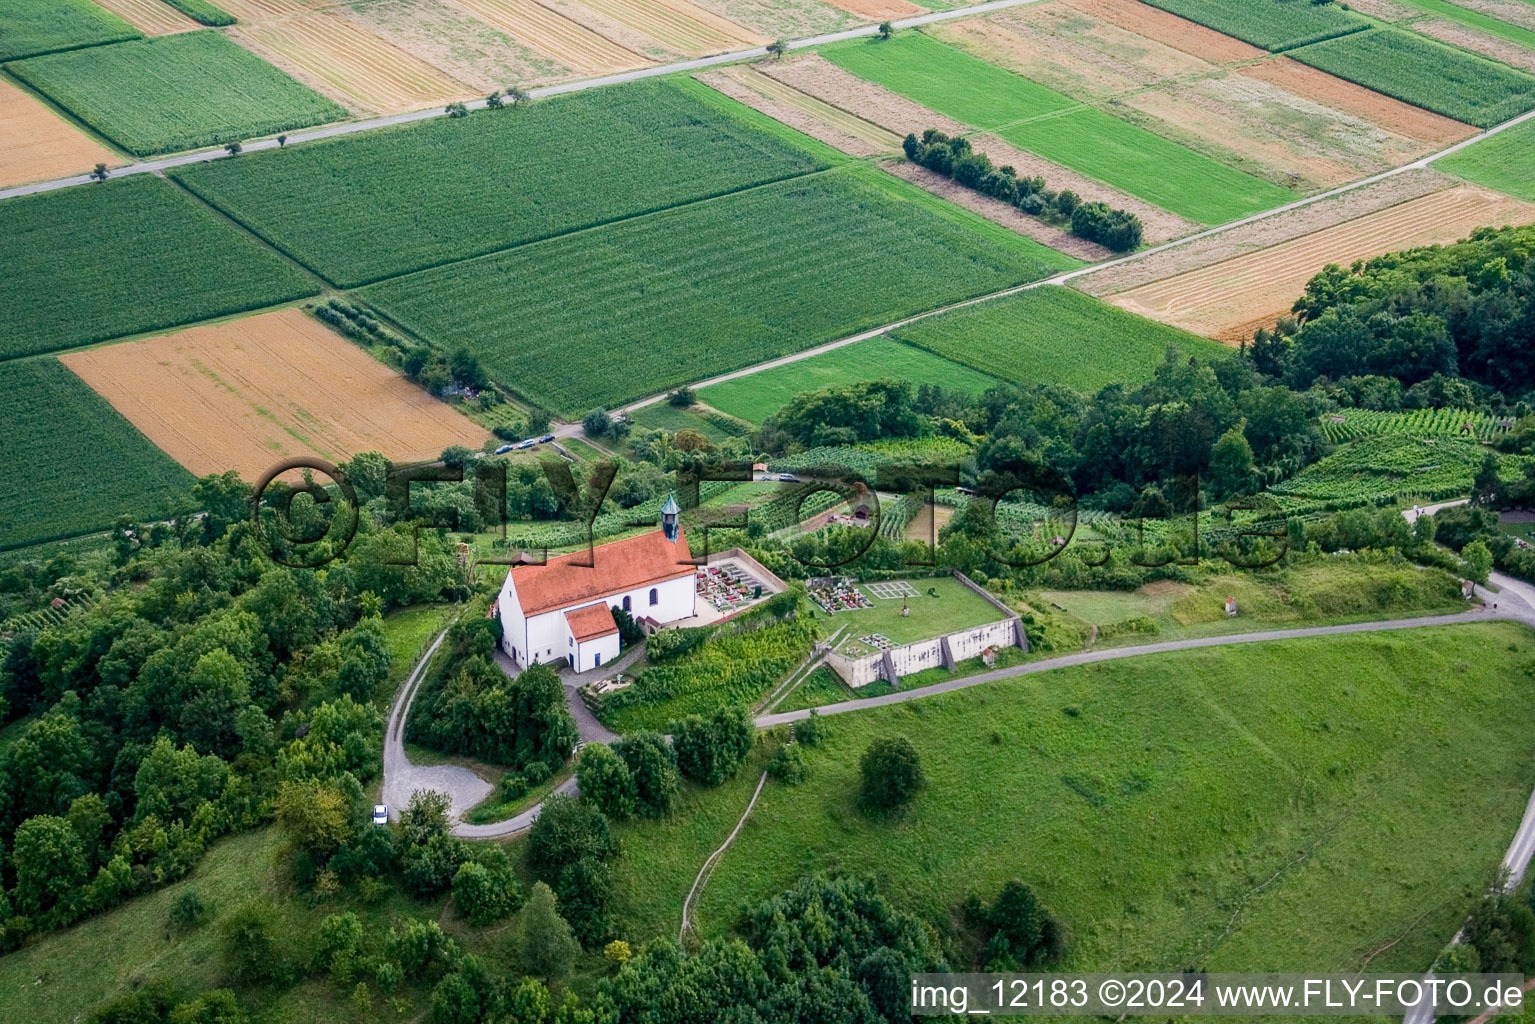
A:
[92,0,199,34]
[1439,117,1535,199]
[7,30,347,156]
[821,31,1080,130]
[230,9,476,113]
[0,76,120,189]
[172,80,826,286]
[1238,56,1475,144]
[1139,0,1371,50]
[356,169,1075,415]
[0,0,140,61]
[339,0,570,93]
[60,308,487,478]
[1108,186,1535,341]
[930,1,1228,104]
[0,359,192,550]
[1288,28,1535,129]
[998,105,1296,224]
[889,285,1229,393]
[1112,69,1442,191]
[695,65,901,156]
[0,175,318,359]
[436,0,647,73]
[697,336,1003,423]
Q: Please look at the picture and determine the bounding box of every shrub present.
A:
[859,736,923,812]
[793,710,824,746]
[671,707,753,786]
[526,794,618,874]
[518,882,579,979]
[168,886,209,932]
[453,851,524,926]
[612,732,679,817]
[555,856,614,948]
[576,743,637,818]
[966,880,1068,968]
[767,743,806,785]
[221,901,291,986]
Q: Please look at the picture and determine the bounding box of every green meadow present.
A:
[1439,118,1535,200]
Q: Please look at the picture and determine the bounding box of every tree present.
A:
[766,39,788,58]
[672,708,752,786]
[526,793,618,873]
[575,743,636,818]
[612,731,678,816]
[446,101,468,118]
[506,86,529,107]
[224,141,242,156]
[89,163,109,182]
[518,882,579,978]
[667,387,695,407]
[859,736,923,812]
[221,901,290,985]
[12,814,89,924]
[277,135,287,147]
[169,887,210,932]
[877,20,893,39]
[314,911,365,980]
[1473,452,1503,507]
[555,855,613,947]
[582,408,612,438]
[1209,422,1255,498]
[275,778,353,860]
[486,92,504,109]
[453,849,524,926]
[767,743,806,785]
[1463,540,1494,584]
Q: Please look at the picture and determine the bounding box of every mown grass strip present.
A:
[1396,0,1535,51]
[173,80,830,287]
[891,286,1231,394]
[160,0,236,26]
[1438,117,1535,200]
[356,167,1075,416]
[1289,28,1535,129]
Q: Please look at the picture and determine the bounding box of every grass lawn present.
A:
[998,107,1296,225]
[1439,117,1535,201]
[378,603,458,688]
[891,286,1231,394]
[821,32,1079,130]
[771,664,855,713]
[668,623,1535,974]
[1289,29,1535,129]
[698,336,1002,423]
[630,403,732,443]
[358,167,1076,416]
[463,766,572,825]
[823,575,1007,650]
[9,31,346,157]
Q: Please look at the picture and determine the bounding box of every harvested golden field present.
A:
[1115,70,1440,190]
[231,11,476,114]
[1413,19,1535,74]
[932,3,1217,102]
[0,77,119,189]
[684,0,858,41]
[214,0,331,17]
[695,65,899,156]
[558,0,765,54]
[93,0,198,34]
[441,0,648,73]
[1107,186,1535,342]
[343,0,573,92]
[1240,57,1474,145]
[1072,0,1263,63]
[822,0,924,19]
[883,160,1113,260]
[60,308,487,479]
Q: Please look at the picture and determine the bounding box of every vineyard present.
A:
[173,79,822,286]
[1318,408,1513,444]
[0,360,193,550]
[1269,435,1526,514]
[358,169,1067,415]
[1,175,318,359]
[1139,0,1370,51]
[9,30,346,156]
[1290,29,1535,129]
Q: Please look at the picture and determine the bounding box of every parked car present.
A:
[372,804,388,826]
[776,472,800,482]
[514,438,537,450]
[494,444,515,455]
[540,434,555,443]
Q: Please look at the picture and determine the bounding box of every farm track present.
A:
[1108,185,1535,340]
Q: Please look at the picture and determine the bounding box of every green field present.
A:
[890,286,1230,394]
[821,32,1292,223]
[1439,117,1535,200]
[630,403,734,442]
[173,80,830,287]
[1271,435,1527,514]
[0,359,193,550]
[8,31,346,156]
[358,168,1076,416]
[1140,0,1370,50]
[1398,0,1535,50]
[639,624,1535,973]
[0,175,318,359]
[0,0,140,61]
[998,107,1296,224]
[1290,29,1535,129]
[821,32,1078,130]
[698,336,1002,423]
[826,575,1007,650]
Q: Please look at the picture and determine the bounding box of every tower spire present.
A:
[660,492,680,542]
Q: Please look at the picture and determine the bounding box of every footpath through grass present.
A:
[670,624,1535,974]
[358,167,1076,416]
[892,286,1231,393]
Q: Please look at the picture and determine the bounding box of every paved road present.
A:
[0,0,1047,203]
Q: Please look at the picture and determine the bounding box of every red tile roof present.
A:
[565,602,618,642]
[512,528,693,616]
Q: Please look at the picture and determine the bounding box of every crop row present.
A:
[0,0,140,62]
[1271,436,1526,512]
[1140,0,1370,51]
[1318,408,1513,443]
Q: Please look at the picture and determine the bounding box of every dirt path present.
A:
[679,769,768,942]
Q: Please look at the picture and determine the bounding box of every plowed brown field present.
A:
[60,309,488,479]
[442,0,648,73]
[0,77,119,189]
[696,66,899,155]
[1240,57,1474,145]
[1108,187,1535,342]
[232,12,477,113]
[1071,0,1262,63]
[93,0,198,34]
